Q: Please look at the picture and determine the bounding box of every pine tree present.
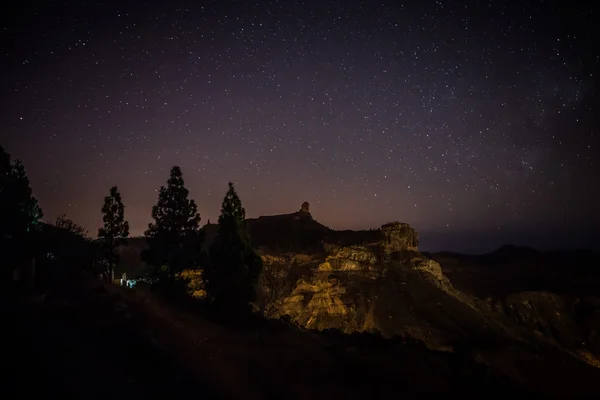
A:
[218,182,246,226]
[0,145,13,240]
[0,145,10,180]
[98,186,129,281]
[0,146,43,284]
[0,148,43,240]
[205,182,262,319]
[145,166,201,282]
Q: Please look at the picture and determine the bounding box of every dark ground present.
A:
[4,271,599,399]
[1,277,517,399]
[3,281,220,400]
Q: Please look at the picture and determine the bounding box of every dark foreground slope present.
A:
[3,276,530,399]
[3,279,218,400]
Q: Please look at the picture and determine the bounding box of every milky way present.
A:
[2,1,598,252]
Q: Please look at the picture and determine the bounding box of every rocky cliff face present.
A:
[117,206,600,376]
[381,221,419,253]
[258,220,482,350]
[257,214,600,371]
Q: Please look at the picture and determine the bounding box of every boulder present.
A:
[259,225,474,349]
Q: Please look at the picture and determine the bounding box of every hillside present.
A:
[108,205,600,394]
[243,208,600,394]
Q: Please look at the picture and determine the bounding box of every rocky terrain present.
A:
[111,203,600,394]
[7,273,533,398]
[247,205,600,392]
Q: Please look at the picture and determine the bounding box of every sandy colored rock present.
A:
[290,253,313,264]
[410,255,444,282]
[261,254,289,265]
[381,222,419,253]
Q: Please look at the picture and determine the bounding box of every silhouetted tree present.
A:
[0,145,12,241]
[0,146,43,286]
[98,186,129,281]
[0,155,43,239]
[55,213,88,238]
[145,166,202,282]
[205,182,262,319]
[0,145,10,182]
[0,145,14,282]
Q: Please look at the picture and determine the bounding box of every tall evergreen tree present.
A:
[0,145,10,180]
[0,157,43,238]
[205,182,262,319]
[145,166,201,281]
[11,161,43,232]
[218,182,246,225]
[0,146,43,284]
[98,186,129,281]
[0,148,43,239]
[0,145,13,241]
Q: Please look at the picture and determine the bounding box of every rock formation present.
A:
[112,207,600,385]
[293,201,312,220]
[300,201,310,213]
[258,214,600,370]
[381,221,419,253]
[113,205,600,379]
[258,217,467,349]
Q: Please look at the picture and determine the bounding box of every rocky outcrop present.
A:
[258,220,480,349]
[318,245,378,272]
[387,250,448,287]
[293,202,312,220]
[281,277,351,328]
[261,252,314,266]
[381,222,418,253]
[263,250,488,350]
[300,201,310,213]
[261,253,289,266]
[496,292,600,356]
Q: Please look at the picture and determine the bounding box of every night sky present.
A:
[2,1,598,252]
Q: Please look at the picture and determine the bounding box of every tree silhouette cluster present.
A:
[40,214,96,282]
[1,144,262,318]
[142,168,263,319]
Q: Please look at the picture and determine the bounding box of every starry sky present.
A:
[2,0,598,252]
